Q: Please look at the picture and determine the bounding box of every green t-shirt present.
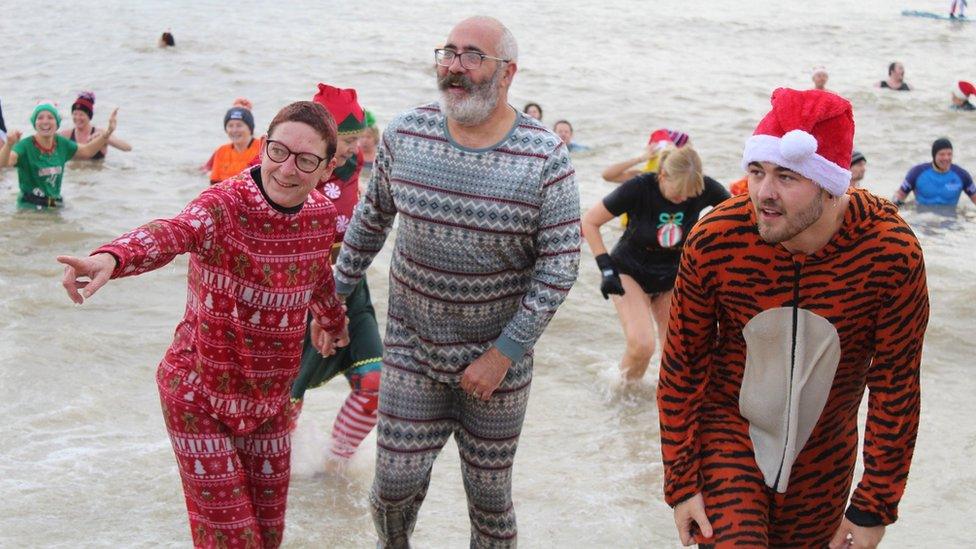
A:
[12,135,78,205]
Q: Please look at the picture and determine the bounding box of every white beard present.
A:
[438,67,503,126]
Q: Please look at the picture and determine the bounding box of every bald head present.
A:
[438,16,519,127]
[448,16,518,62]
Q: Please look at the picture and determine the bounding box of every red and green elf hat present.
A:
[312,83,365,135]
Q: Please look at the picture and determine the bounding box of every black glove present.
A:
[595,253,625,300]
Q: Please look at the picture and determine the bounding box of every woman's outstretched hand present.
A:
[57,253,116,304]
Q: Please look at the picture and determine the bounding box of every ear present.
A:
[501,61,518,87]
[318,157,338,181]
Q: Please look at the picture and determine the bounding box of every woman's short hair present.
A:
[267,101,338,160]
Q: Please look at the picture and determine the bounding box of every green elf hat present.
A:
[312,83,365,135]
[364,109,376,128]
[31,103,62,128]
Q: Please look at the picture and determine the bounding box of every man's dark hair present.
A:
[267,101,338,160]
[888,62,899,76]
[161,32,175,47]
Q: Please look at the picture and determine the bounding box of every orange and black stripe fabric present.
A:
[658,188,929,546]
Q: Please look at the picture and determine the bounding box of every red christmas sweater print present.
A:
[316,149,363,245]
[96,167,346,435]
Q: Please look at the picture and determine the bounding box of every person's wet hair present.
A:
[267,101,338,160]
[160,32,175,47]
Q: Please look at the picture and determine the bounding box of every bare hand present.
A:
[673,493,713,546]
[5,130,22,147]
[829,517,885,549]
[310,318,349,356]
[459,347,511,401]
[638,144,655,162]
[57,253,117,304]
[106,108,119,135]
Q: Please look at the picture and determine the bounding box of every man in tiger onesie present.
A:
[657,88,929,549]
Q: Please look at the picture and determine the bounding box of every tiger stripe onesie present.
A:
[657,189,929,547]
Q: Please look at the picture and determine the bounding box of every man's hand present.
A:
[310,318,349,357]
[57,253,117,304]
[829,517,885,549]
[460,346,511,401]
[673,493,713,546]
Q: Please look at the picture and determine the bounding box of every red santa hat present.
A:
[952,81,976,101]
[741,88,854,196]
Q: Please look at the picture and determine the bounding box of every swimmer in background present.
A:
[582,145,728,383]
[879,62,911,91]
[59,91,131,160]
[159,31,175,48]
[0,98,7,145]
[950,0,968,18]
[553,119,588,153]
[523,101,542,121]
[894,137,976,207]
[0,103,119,209]
[812,66,829,91]
[602,128,690,183]
[850,150,867,188]
[203,99,261,185]
[950,81,975,111]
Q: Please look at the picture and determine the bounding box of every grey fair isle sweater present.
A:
[334,104,581,382]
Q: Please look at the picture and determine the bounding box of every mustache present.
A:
[437,73,474,92]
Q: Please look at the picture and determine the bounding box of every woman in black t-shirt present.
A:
[582,146,730,382]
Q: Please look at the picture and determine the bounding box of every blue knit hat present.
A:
[224,106,254,133]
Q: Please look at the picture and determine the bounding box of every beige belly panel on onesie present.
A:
[738,307,841,493]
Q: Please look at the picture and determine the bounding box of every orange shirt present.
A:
[729,176,749,196]
[208,139,261,184]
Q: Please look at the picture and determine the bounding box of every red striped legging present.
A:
[328,370,381,459]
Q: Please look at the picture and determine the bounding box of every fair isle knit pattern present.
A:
[370,357,532,548]
[97,167,346,435]
[335,104,581,379]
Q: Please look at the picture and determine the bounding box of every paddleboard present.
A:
[901,9,972,21]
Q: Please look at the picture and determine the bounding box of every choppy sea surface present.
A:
[1,0,973,546]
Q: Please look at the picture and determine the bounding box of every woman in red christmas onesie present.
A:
[57,101,349,549]
[657,89,929,548]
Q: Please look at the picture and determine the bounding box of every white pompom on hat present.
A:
[742,88,855,196]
